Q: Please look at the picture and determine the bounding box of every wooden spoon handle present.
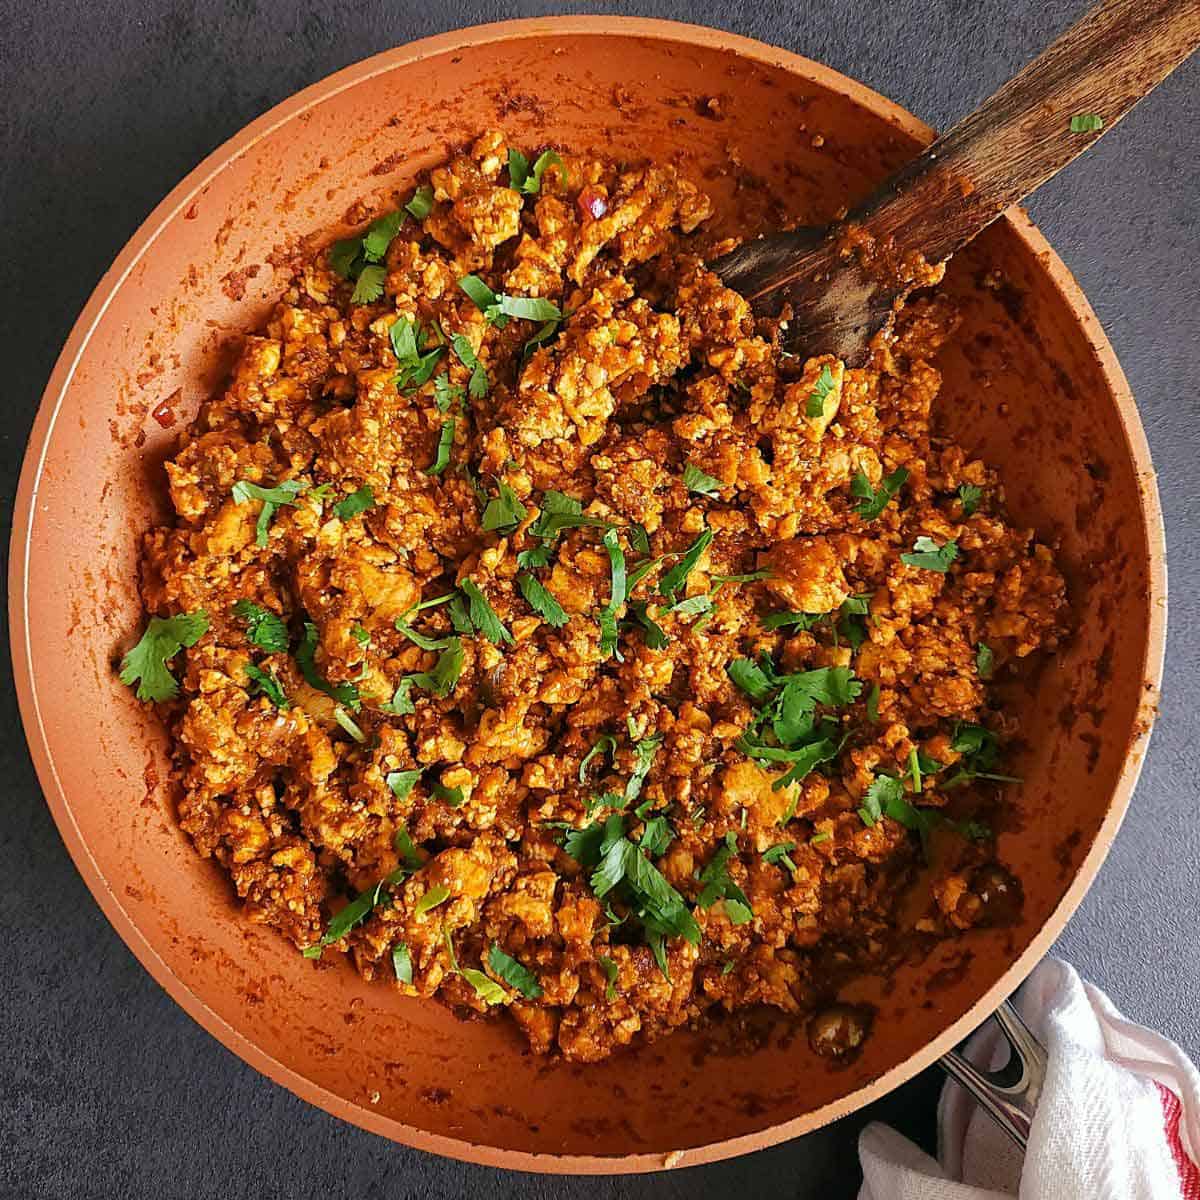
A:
[859,0,1200,265]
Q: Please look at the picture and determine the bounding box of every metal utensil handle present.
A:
[938,998,1048,1151]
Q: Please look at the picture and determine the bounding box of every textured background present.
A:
[2,1,1197,1196]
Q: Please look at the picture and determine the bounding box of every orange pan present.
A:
[9,17,1165,1173]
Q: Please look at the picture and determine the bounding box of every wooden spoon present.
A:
[711,0,1200,365]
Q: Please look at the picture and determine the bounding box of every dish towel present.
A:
[858,957,1200,1199]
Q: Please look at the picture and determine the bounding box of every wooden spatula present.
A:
[711,0,1200,365]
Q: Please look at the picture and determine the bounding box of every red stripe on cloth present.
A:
[1157,1082,1200,1199]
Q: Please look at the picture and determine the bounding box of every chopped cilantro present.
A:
[639,815,673,858]
[858,773,903,827]
[404,637,465,699]
[459,579,512,645]
[629,524,651,557]
[243,662,288,709]
[433,372,465,412]
[658,528,713,598]
[851,467,909,520]
[393,618,451,651]
[1070,113,1104,132]
[321,878,390,946]
[805,363,836,417]
[392,942,413,983]
[362,211,404,262]
[528,490,610,540]
[958,483,983,515]
[763,842,798,872]
[385,769,422,801]
[389,317,444,391]
[508,147,567,195]
[627,601,668,649]
[295,621,360,710]
[598,527,627,658]
[449,333,489,398]
[405,184,434,220]
[482,481,527,533]
[233,600,289,652]
[458,275,563,329]
[350,263,386,304]
[414,884,450,917]
[119,611,210,702]
[901,535,958,573]
[683,462,722,496]
[866,682,881,722]
[333,485,375,522]
[696,832,753,924]
[232,477,304,546]
[809,830,832,845]
[431,778,465,807]
[579,734,617,783]
[598,955,619,1000]
[517,572,568,628]
[426,418,455,475]
[761,610,825,632]
[488,943,543,998]
[516,544,552,570]
[976,642,994,679]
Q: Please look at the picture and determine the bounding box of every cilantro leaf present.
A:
[529,490,611,540]
[510,148,566,195]
[578,734,617,783]
[597,527,628,658]
[414,884,450,917]
[866,682,881,722]
[449,333,489,398]
[858,773,903,826]
[487,943,543,999]
[482,481,527,533]
[350,263,386,304]
[405,184,434,220]
[404,637,465,698]
[683,462,721,496]
[976,642,994,679]
[295,621,361,710]
[426,419,455,475]
[627,601,668,649]
[329,237,362,280]
[697,832,753,923]
[958,483,983,515]
[629,524,651,557]
[431,779,465,807]
[516,544,551,570]
[517,572,568,628]
[458,274,501,321]
[433,372,465,412]
[362,211,404,262]
[232,478,304,547]
[495,295,562,323]
[333,485,375,522]
[851,466,909,520]
[658,528,713,598]
[639,815,673,859]
[805,363,836,417]
[392,942,413,983]
[233,599,289,652]
[728,658,774,702]
[243,662,288,709]
[460,580,513,644]
[461,967,508,1005]
[334,707,367,742]
[623,735,662,808]
[763,842,797,872]
[901,536,958,573]
[1069,113,1104,133]
[393,618,451,651]
[598,955,619,1000]
[385,769,423,801]
[119,611,210,702]
[761,610,826,632]
[390,317,444,391]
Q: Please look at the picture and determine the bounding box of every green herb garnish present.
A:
[232,599,289,652]
[508,148,567,195]
[517,572,568,628]
[1070,113,1104,133]
[682,462,722,497]
[414,885,451,917]
[449,333,489,399]
[597,527,627,658]
[405,185,434,220]
[333,485,375,522]
[482,481,527,534]
[658,528,713,598]
[392,942,413,983]
[901,536,958,573]
[350,264,386,304]
[426,418,455,475]
[763,842,798,872]
[295,621,360,710]
[232,478,304,546]
[119,611,210,702]
[851,467,909,520]
[976,642,994,679]
[805,363,836,417]
[244,662,288,709]
[958,483,983,515]
[385,769,422,801]
[487,943,544,998]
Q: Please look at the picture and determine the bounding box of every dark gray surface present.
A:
[1,1,1196,1196]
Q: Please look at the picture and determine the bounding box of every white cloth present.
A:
[858,957,1200,1200]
